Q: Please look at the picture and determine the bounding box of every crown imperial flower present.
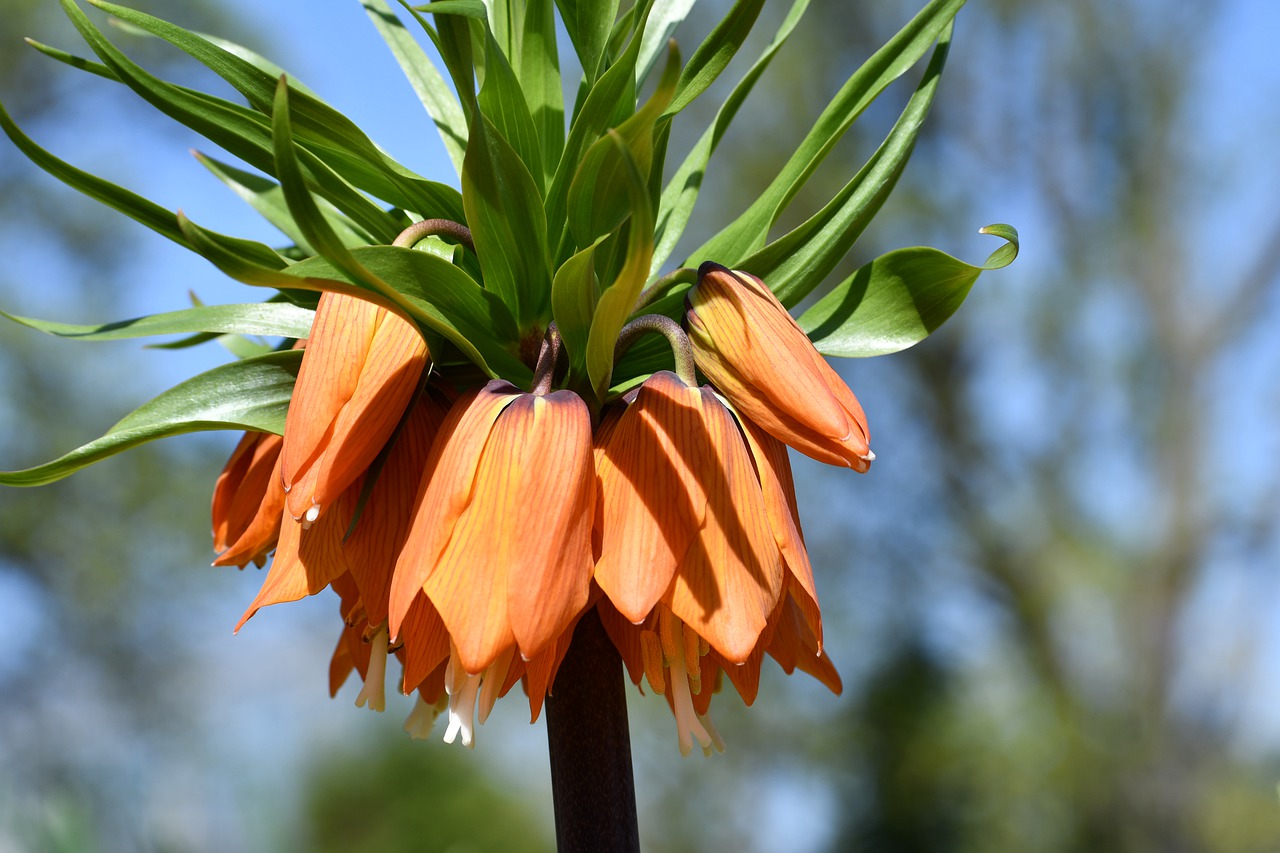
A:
[389,379,596,675]
[686,263,874,472]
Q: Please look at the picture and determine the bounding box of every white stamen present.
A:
[443,673,481,749]
[698,713,727,756]
[861,449,876,462]
[354,626,389,712]
[477,648,514,725]
[301,503,321,530]
[666,624,713,757]
[403,694,444,739]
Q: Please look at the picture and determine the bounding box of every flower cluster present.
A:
[214,262,870,754]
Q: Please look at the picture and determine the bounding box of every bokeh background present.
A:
[3,0,1280,850]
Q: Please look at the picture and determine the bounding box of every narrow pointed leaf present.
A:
[87,0,465,221]
[59,0,405,242]
[2,303,315,343]
[519,0,564,186]
[194,152,372,251]
[545,1,653,256]
[554,0,619,83]
[659,0,765,121]
[363,0,469,174]
[585,133,654,398]
[650,0,808,275]
[550,242,602,384]
[741,25,952,308]
[477,24,544,191]
[636,0,696,86]
[0,350,302,488]
[800,225,1019,357]
[687,0,965,265]
[461,113,550,329]
[0,101,287,269]
[566,41,679,246]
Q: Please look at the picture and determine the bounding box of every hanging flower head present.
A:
[0,0,1015,759]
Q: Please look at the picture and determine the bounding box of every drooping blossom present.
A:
[279,291,428,527]
[389,379,596,676]
[594,370,784,663]
[211,430,284,569]
[685,262,874,472]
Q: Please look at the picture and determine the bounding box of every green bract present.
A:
[0,0,1015,486]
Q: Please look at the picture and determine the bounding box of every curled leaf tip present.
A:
[977,223,1019,270]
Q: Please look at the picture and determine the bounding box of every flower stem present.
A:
[392,217,475,252]
[545,607,640,853]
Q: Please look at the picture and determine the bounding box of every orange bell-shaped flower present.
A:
[211,431,285,568]
[280,291,428,525]
[389,380,595,676]
[685,263,873,472]
[594,370,785,664]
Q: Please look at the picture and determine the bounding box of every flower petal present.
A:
[342,389,449,627]
[663,389,784,663]
[388,382,517,643]
[595,371,705,623]
[282,292,428,521]
[235,500,349,631]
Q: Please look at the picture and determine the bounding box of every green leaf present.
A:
[417,0,488,17]
[23,36,116,81]
[519,0,564,186]
[584,132,655,399]
[86,0,464,222]
[800,224,1019,357]
[742,24,952,308]
[544,0,653,258]
[649,0,808,276]
[57,0,403,243]
[551,241,602,385]
[193,152,372,252]
[566,40,679,246]
[2,302,315,343]
[0,101,287,270]
[477,23,544,192]
[554,0,620,83]
[660,0,765,121]
[687,0,965,265]
[178,215,528,382]
[461,113,550,330]
[636,0,696,86]
[362,0,469,174]
[0,350,302,487]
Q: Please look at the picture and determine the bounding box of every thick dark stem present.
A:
[545,608,640,853]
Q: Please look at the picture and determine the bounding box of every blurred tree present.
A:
[301,733,554,853]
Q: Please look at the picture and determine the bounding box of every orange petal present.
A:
[388,382,516,642]
[342,389,448,627]
[400,592,451,695]
[687,265,871,470]
[595,372,707,622]
[663,389,784,663]
[282,291,428,521]
[767,594,842,695]
[213,437,286,569]
[235,499,350,631]
[499,391,595,662]
[738,415,823,650]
